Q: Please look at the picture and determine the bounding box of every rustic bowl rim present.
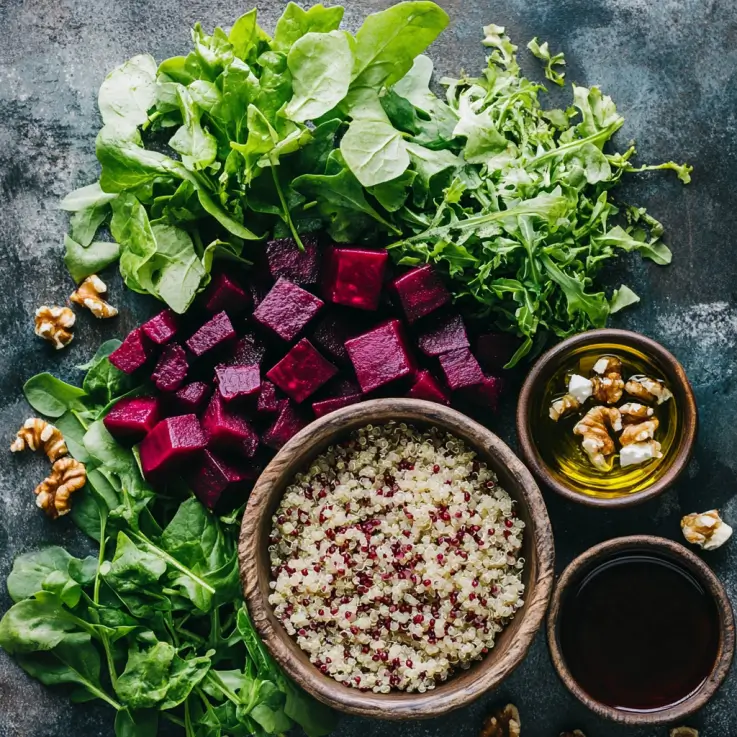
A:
[239,398,555,720]
[516,328,698,508]
[547,534,735,725]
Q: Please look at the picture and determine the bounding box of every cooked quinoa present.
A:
[268,422,525,693]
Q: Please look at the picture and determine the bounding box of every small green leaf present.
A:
[64,235,120,284]
[340,118,410,186]
[23,373,88,418]
[610,285,641,313]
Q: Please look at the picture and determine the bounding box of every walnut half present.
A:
[479,704,521,737]
[681,510,733,551]
[573,406,622,471]
[70,275,118,319]
[34,305,75,349]
[560,732,587,737]
[10,418,68,461]
[35,457,86,519]
[670,728,698,737]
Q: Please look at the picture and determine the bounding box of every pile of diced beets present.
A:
[103,238,515,511]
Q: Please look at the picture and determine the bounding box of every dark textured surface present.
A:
[0,1,735,736]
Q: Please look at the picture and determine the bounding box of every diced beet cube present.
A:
[263,402,308,450]
[103,396,160,443]
[312,393,363,418]
[407,370,450,405]
[141,310,178,346]
[186,311,236,358]
[189,450,256,509]
[266,235,321,286]
[346,319,416,393]
[438,348,484,390]
[311,310,366,365]
[140,414,206,479]
[109,328,155,374]
[152,344,189,392]
[257,381,287,415]
[227,333,267,367]
[417,313,469,356]
[203,272,250,314]
[170,382,212,415]
[475,333,520,371]
[201,394,259,458]
[215,364,261,402]
[322,246,388,311]
[253,278,323,342]
[266,339,338,403]
[392,265,451,323]
[461,375,503,412]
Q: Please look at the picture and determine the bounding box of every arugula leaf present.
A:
[64,235,121,284]
[610,284,640,313]
[527,37,566,86]
[284,31,353,123]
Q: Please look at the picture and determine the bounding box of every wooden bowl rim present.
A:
[546,534,735,725]
[239,398,555,719]
[516,328,698,508]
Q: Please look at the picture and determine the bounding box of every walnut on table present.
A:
[681,510,733,551]
[34,457,86,519]
[479,704,521,737]
[34,305,75,349]
[10,418,68,461]
[670,728,698,737]
[70,275,118,318]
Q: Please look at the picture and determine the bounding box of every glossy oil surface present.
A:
[558,552,720,712]
[534,342,681,498]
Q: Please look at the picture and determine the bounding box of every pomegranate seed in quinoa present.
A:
[268,422,525,693]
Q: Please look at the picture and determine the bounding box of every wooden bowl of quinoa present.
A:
[239,399,554,719]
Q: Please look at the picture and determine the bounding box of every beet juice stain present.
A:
[558,553,720,711]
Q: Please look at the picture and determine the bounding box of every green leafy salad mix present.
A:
[2,2,691,736]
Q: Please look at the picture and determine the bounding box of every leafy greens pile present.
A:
[60,1,690,366]
[0,342,336,737]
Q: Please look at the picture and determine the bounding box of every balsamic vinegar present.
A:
[558,552,720,711]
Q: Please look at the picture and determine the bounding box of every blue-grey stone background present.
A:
[1,0,735,735]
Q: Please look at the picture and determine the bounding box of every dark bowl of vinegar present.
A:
[547,536,734,726]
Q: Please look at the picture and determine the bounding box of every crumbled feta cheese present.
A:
[620,440,663,467]
[593,357,610,375]
[568,374,593,404]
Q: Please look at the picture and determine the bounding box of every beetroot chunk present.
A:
[475,333,520,371]
[438,348,484,390]
[322,246,388,311]
[461,375,503,412]
[312,392,363,418]
[253,278,324,342]
[189,450,256,509]
[141,310,178,346]
[266,235,321,286]
[152,344,188,392]
[263,402,308,450]
[257,381,287,415]
[185,311,236,358]
[103,396,160,443]
[311,310,366,365]
[417,313,469,357]
[346,320,416,393]
[170,382,212,415]
[201,394,259,457]
[392,265,451,323]
[407,370,450,405]
[203,272,250,314]
[227,333,267,367]
[267,339,338,403]
[140,414,206,479]
[109,328,155,374]
[215,364,261,403]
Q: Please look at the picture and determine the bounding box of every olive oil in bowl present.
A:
[534,342,682,499]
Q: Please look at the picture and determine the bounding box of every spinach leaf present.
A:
[70,205,109,247]
[272,3,345,53]
[284,31,353,123]
[114,709,159,737]
[60,181,117,212]
[98,54,158,132]
[64,235,121,284]
[168,85,218,170]
[23,373,88,418]
[7,547,78,603]
[102,532,167,594]
[81,339,137,406]
[610,284,640,313]
[340,118,410,187]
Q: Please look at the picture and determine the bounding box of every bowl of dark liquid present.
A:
[548,536,734,725]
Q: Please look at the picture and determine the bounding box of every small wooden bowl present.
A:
[239,398,555,719]
[547,535,734,725]
[516,328,698,508]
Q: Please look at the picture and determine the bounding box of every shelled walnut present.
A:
[681,510,732,551]
[34,305,75,349]
[670,728,698,737]
[573,406,622,471]
[70,275,118,318]
[591,355,624,404]
[10,418,68,461]
[34,457,86,519]
[560,732,586,737]
[479,704,521,737]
